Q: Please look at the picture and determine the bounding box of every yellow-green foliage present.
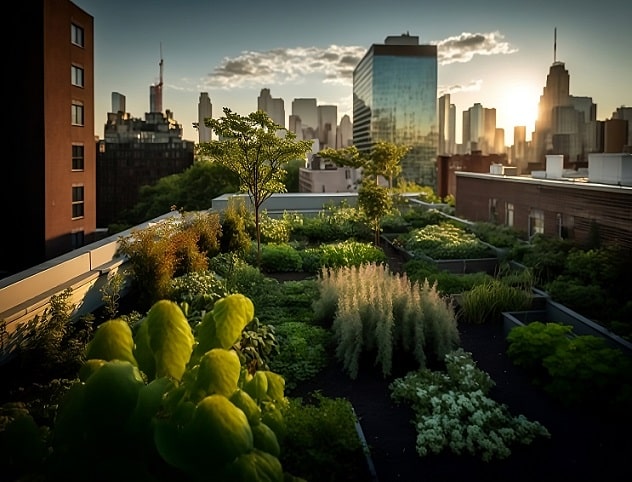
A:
[318,263,459,379]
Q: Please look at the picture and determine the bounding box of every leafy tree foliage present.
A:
[111,161,239,231]
[319,141,410,188]
[196,108,313,265]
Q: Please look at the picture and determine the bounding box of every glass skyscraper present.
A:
[353,34,438,186]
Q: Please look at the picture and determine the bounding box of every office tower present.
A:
[4,0,97,275]
[149,47,164,113]
[288,115,304,140]
[337,114,353,148]
[467,103,485,152]
[612,106,632,148]
[494,128,505,154]
[258,88,285,127]
[438,94,455,155]
[318,105,337,149]
[97,56,193,227]
[198,92,212,143]
[353,33,438,185]
[292,98,318,132]
[512,126,527,172]
[448,103,456,154]
[484,108,497,154]
[112,92,126,113]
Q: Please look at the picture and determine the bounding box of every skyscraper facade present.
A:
[438,94,456,155]
[258,88,285,127]
[353,34,438,186]
[198,92,212,143]
[291,98,318,132]
[318,105,338,149]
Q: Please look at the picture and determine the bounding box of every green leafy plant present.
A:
[400,222,491,260]
[281,392,366,482]
[389,349,550,462]
[8,294,297,481]
[269,322,332,391]
[506,321,632,417]
[457,279,532,324]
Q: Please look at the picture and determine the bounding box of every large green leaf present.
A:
[145,300,195,381]
[210,294,255,349]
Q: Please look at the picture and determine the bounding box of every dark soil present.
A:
[281,243,632,482]
[290,320,632,482]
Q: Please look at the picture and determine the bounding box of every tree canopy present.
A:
[196,108,313,264]
[319,141,410,188]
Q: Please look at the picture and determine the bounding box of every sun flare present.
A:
[501,85,539,137]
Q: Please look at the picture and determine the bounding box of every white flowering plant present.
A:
[389,348,550,462]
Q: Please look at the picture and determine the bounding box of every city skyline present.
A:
[73,0,631,146]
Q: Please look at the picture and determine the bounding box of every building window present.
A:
[345,169,351,179]
[505,202,514,227]
[528,209,544,238]
[72,144,84,170]
[72,102,84,126]
[72,186,84,219]
[71,23,84,47]
[488,198,497,223]
[71,65,84,87]
[71,230,85,250]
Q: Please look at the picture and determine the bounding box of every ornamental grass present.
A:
[314,263,460,379]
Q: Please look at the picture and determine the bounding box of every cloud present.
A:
[201,32,516,90]
[433,31,517,65]
[204,45,366,89]
[438,79,483,96]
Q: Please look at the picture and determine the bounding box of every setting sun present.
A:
[500,85,539,141]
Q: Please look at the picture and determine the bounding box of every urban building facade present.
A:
[353,33,438,187]
[257,88,285,127]
[96,55,194,228]
[197,92,213,143]
[4,0,97,276]
[455,154,632,249]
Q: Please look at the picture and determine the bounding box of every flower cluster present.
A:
[389,349,550,462]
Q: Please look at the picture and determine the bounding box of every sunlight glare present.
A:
[502,85,539,136]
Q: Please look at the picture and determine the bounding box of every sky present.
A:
[73,0,632,146]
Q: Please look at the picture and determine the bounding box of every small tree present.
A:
[319,141,410,188]
[357,178,393,245]
[197,108,313,265]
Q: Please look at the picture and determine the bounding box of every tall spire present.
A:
[553,27,557,63]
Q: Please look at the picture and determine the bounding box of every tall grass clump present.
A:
[457,279,533,324]
[314,263,460,379]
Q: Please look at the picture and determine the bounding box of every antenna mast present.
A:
[553,27,557,63]
[159,42,164,88]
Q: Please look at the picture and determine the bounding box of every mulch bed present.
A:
[290,320,631,481]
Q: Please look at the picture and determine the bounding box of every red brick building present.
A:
[455,153,632,249]
[4,1,96,275]
[436,151,508,199]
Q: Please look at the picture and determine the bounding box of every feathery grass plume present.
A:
[317,262,459,379]
[332,293,364,379]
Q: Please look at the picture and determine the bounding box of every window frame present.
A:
[72,144,85,171]
[71,23,84,47]
[72,185,85,219]
[72,102,84,126]
[71,64,84,87]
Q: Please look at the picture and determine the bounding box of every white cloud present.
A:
[433,31,517,65]
[200,32,516,90]
[439,79,484,96]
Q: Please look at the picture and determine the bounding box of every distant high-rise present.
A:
[438,94,456,155]
[318,105,337,149]
[149,47,164,113]
[198,92,212,143]
[258,88,285,127]
[353,33,438,185]
[337,114,353,148]
[112,92,126,113]
[292,98,318,132]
